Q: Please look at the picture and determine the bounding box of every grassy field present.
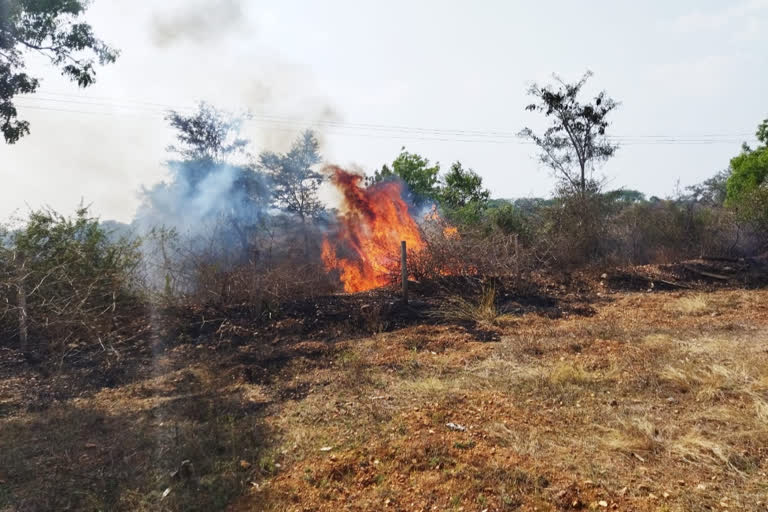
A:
[2,289,768,511]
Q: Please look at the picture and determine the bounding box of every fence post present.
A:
[401,241,408,304]
[16,252,28,353]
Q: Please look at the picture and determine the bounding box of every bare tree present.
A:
[519,71,619,195]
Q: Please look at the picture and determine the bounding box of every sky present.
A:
[1,0,766,222]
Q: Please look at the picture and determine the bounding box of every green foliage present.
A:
[519,71,619,194]
[259,130,324,221]
[369,148,440,204]
[733,188,768,243]
[1,206,140,351]
[488,202,531,240]
[757,119,768,145]
[725,120,768,242]
[0,0,118,143]
[438,161,491,225]
[726,120,768,206]
[440,161,490,208]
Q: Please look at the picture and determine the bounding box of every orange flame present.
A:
[443,226,459,239]
[321,166,425,293]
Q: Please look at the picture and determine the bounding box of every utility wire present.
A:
[14,93,758,146]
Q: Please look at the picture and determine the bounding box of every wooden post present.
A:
[16,252,28,353]
[514,234,520,282]
[401,241,408,304]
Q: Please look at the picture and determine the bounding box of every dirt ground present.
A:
[1,285,768,511]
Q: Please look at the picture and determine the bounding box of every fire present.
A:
[443,225,459,239]
[321,166,425,293]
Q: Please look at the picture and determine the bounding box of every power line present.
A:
[14,93,758,146]
[21,93,755,141]
[29,91,756,140]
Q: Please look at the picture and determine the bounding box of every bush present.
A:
[734,187,768,249]
[608,200,740,263]
[0,207,141,356]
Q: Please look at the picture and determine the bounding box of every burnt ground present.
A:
[1,259,768,511]
[604,255,768,291]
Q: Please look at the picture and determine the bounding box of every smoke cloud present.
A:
[133,160,270,259]
[150,0,246,47]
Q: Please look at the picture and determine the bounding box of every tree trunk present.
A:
[301,214,310,258]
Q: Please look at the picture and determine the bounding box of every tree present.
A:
[440,161,490,209]
[0,0,118,143]
[685,169,730,206]
[258,130,324,254]
[138,103,267,260]
[369,148,440,205]
[165,102,249,163]
[725,120,768,243]
[726,119,768,205]
[519,71,619,195]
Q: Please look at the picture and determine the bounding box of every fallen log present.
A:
[614,271,691,290]
[701,255,741,263]
[655,277,692,289]
[682,265,731,281]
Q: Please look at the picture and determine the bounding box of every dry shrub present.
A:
[608,200,740,264]
[190,260,336,309]
[409,225,523,283]
[0,207,141,359]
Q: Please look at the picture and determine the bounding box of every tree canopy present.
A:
[726,119,768,205]
[0,0,118,143]
[369,148,440,205]
[165,102,249,163]
[258,130,324,222]
[519,71,619,194]
[440,161,490,209]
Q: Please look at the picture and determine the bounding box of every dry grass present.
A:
[4,289,768,511]
[548,361,596,386]
[666,293,711,315]
[438,284,500,326]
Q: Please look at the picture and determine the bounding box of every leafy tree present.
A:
[440,161,490,209]
[258,130,324,253]
[0,0,118,143]
[369,148,440,205]
[519,71,619,195]
[726,119,768,205]
[165,102,249,163]
[685,169,730,206]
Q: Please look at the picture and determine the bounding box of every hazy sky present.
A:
[1,0,766,222]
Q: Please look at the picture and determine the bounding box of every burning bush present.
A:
[320,166,425,292]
